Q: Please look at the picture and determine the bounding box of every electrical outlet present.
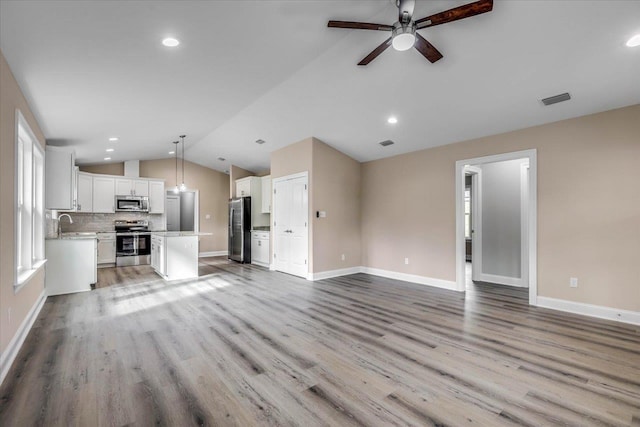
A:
[341,254,345,261]
[205,214,211,220]
[405,258,409,265]
[570,277,578,288]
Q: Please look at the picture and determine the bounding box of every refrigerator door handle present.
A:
[230,208,234,237]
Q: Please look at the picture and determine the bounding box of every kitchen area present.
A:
[230,174,272,268]
[45,147,207,296]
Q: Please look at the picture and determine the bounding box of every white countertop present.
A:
[46,232,97,240]
[151,231,213,237]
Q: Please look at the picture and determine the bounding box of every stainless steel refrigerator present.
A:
[228,197,251,263]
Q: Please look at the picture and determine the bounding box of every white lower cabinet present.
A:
[45,238,96,296]
[151,234,166,276]
[97,232,116,266]
[251,231,270,267]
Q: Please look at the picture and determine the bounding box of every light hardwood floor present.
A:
[1,257,639,426]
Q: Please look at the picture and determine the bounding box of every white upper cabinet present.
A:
[93,176,116,213]
[115,178,148,196]
[148,180,165,213]
[261,175,271,213]
[45,147,76,210]
[133,180,149,196]
[236,178,252,198]
[235,176,269,228]
[76,172,93,212]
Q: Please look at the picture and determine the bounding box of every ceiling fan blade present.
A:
[358,37,392,66]
[415,0,493,29]
[414,33,443,63]
[328,21,393,31]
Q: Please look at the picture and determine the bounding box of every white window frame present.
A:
[15,110,46,291]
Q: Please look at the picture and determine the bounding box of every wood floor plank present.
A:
[1,258,638,426]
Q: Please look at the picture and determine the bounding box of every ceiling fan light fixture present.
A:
[626,34,640,47]
[392,22,416,51]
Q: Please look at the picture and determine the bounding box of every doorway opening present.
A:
[455,150,537,305]
[165,190,199,232]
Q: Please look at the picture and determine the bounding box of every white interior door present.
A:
[273,174,308,278]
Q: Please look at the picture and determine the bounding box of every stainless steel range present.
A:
[115,220,151,266]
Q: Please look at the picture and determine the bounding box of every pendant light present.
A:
[179,134,187,192]
[172,141,180,193]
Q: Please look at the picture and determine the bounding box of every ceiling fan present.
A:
[328,0,493,65]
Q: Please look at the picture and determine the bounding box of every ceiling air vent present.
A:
[379,140,395,147]
[541,92,571,106]
[217,157,226,161]
[255,139,266,145]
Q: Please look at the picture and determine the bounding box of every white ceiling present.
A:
[2,1,639,173]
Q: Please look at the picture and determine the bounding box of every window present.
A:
[464,187,471,239]
[16,110,45,288]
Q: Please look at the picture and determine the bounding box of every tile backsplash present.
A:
[48,211,166,234]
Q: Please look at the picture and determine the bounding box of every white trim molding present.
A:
[308,267,363,281]
[455,149,538,304]
[304,265,459,292]
[474,272,527,288]
[199,251,228,258]
[362,267,459,292]
[537,296,640,326]
[0,290,47,386]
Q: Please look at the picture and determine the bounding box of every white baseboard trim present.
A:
[280,264,459,292]
[308,267,363,281]
[362,267,459,292]
[537,296,640,326]
[475,272,527,287]
[199,251,228,258]
[0,289,47,386]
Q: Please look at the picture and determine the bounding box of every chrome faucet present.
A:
[57,214,73,237]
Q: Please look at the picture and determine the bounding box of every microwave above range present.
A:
[115,195,149,212]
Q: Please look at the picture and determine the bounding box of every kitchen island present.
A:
[150,232,211,281]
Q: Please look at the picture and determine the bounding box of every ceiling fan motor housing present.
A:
[392,21,416,51]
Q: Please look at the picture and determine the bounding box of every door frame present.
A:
[465,166,482,281]
[455,149,538,305]
[271,171,309,277]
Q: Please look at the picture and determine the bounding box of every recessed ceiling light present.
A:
[379,140,395,147]
[627,34,640,47]
[162,37,180,47]
[108,137,119,142]
[387,116,398,124]
[217,157,226,161]
[104,157,111,161]
[169,151,175,155]
[255,139,266,144]
[106,148,114,152]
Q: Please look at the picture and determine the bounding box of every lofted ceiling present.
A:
[1,1,639,174]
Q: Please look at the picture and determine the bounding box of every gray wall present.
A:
[481,159,525,278]
[180,191,196,232]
